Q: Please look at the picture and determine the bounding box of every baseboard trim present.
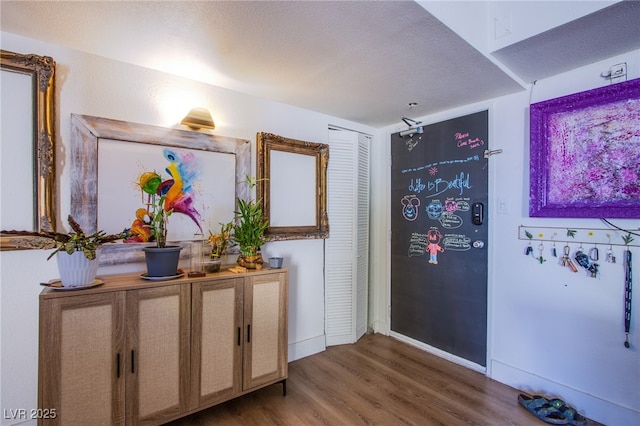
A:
[389,331,486,373]
[288,334,326,362]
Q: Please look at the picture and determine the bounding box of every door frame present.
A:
[383,103,496,374]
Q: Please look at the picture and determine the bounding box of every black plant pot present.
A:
[143,246,182,277]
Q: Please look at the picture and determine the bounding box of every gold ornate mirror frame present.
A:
[257,132,329,241]
[0,50,56,250]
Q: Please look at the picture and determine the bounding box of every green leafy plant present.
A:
[622,233,634,246]
[1,215,126,260]
[147,190,172,248]
[208,221,235,258]
[232,176,269,257]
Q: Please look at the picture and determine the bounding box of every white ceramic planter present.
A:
[56,250,100,287]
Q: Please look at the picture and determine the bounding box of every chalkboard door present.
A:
[390,110,488,367]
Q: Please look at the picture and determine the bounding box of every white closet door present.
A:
[355,133,370,339]
[325,128,370,346]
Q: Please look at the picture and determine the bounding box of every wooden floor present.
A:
[167,333,599,426]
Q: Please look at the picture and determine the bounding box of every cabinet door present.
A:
[125,284,190,425]
[190,278,243,409]
[243,272,288,390]
[39,292,126,426]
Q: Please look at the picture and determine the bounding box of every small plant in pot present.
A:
[232,176,269,269]
[1,215,126,287]
[125,168,203,278]
[204,221,234,272]
[208,221,235,259]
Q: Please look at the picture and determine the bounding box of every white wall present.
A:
[0,32,378,425]
[372,50,640,425]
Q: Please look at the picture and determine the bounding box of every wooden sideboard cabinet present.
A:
[38,268,288,425]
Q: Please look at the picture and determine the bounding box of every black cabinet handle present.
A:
[247,324,251,343]
[116,353,121,378]
[237,327,241,346]
[131,350,135,373]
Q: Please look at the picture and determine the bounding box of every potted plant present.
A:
[232,176,269,269]
[201,221,234,273]
[125,169,202,277]
[208,221,235,259]
[1,215,126,287]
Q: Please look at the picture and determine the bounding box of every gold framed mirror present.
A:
[0,50,56,250]
[257,132,329,241]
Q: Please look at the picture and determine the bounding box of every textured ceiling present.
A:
[492,1,640,83]
[1,1,638,128]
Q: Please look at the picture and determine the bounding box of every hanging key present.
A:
[560,245,570,267]
[562,245,578,272]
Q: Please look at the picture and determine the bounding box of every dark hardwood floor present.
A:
[167,333,600,425]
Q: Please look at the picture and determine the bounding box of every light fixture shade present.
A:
[181,107,215,130]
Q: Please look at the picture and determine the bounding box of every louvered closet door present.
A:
[356,134,370,339]
[325,128,370,346]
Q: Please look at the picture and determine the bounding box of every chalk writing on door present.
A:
[455,132,485,150]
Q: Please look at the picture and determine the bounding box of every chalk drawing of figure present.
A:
[426,228,444,264]
[426,200,443,220]
[401,195,421,221]
[445,199,457,212]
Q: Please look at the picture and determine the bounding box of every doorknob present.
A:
[472,202,484,225]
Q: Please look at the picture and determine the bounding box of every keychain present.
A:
[575,246,599,278]
[606,245,616,263]
[536,243,546,264]
[561,245,578,272]
[606,234,616,263]
[525,243,533,255]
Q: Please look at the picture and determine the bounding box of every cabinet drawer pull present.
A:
[237,327,241,346]
[131,350,135,373]
[116,353,121,378]
[247,324,251,343]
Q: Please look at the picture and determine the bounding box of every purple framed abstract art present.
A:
[529,78,640,218]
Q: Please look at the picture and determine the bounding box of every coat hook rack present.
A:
[518,225,640,248]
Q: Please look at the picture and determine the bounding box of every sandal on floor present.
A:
[518,394,569,424]
[547,398,588,426]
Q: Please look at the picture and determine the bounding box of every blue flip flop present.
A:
[518,393,569,424]
[547,398,588,426]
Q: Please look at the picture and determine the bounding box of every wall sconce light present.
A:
[180,107,215,130]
